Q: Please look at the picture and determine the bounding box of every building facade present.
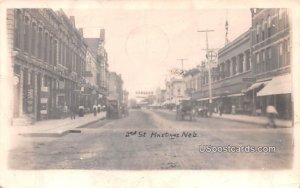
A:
[250,8,291,119]
[8,9,109,123]
[8,9,88,122]
[183,68,200,99]
[194,30,252,114]
[84,29,109,103]
[165,77,186,104]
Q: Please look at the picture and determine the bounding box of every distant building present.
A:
[123,90,129,106]
[165,77,186,104]
[84,29,109,99]
[183,68,200,99]
[154,88,166,105]
[107,72,123,104]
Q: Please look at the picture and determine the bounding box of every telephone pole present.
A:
[197,29,214,116]
[177,58,188,74]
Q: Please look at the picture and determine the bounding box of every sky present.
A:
[64,7,251,99]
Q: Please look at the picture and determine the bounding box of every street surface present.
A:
[9,109,293,170]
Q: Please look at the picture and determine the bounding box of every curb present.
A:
[19,116,105,137]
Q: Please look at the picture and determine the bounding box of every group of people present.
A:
[92,104,104,116]
[62,103,105,119]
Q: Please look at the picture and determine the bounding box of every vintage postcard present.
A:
[0,0,299,187]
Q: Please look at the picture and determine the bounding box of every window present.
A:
[14,10,22,49]
[268,47,272,59]
[31,22,37,57]
[256,23,260,43]
[24,16,30,52]
[232,61,236,75]
[38,27,43,59]
[262,50,265,62]
[279,9,283,20]
[267,15,271,28]
[287,39,290,65]
[279,43,283,56]
[43,75,48,87]
[256,53,260,64]
[54,40,57,65]
[239,56,243,73]
[49,36,53,64]
[44,32,48,62]
[261,19,265,41]
[246,52,251,71]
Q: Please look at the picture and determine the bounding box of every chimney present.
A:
[79,28,83,36]
[100,29,105,42]
[70,16,75,27]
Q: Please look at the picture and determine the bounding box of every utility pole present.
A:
[197,29,214,116]
[177,58,188,75]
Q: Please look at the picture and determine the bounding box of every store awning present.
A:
[197,98,208,102]
[257,74,291,96]
[196,96,219,101]
[244,81,269,93]
[227,93,244,97]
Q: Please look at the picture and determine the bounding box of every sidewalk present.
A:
[211,113,292,128]
[157,109,292,128]
[10,111,106,137]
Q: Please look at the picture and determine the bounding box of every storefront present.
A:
[257,74,292,119]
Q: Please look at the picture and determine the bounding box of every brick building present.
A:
[194,30,252,114]
[8,9,89,122]
[249,8,291,119]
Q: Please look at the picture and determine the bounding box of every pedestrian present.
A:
[219,102,224,116]
[266,105,278,128]
[97,104,101,113]
[70,106,76,119]
[63,103,68,118]
[93,104,97,116]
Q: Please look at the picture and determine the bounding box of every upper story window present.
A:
[256,23,260,43]
[256,53,260,64]
[14,10,22,49]
[279,9,283,20]
[279,43,283,56]
[267,15,271,27]
[261,19,265,41]
[268,47,272,59]
[24,16,30,52]
[267,15,272,37]
[262,50,265,62]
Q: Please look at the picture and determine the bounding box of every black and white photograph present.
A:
[0,0,300,187]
